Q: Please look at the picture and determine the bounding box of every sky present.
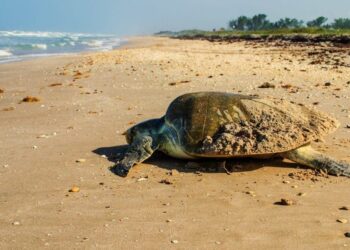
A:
[0,0,349,36]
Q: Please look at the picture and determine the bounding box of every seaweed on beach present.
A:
[49,83,63,87]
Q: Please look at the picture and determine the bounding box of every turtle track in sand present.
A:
[199,98,339,155]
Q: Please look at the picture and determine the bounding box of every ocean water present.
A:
[0,31,123,63]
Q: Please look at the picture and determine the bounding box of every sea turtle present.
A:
[112,92,350,177]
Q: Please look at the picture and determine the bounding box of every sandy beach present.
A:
[0,36,350,249]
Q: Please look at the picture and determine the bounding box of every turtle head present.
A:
[124,118,164,145]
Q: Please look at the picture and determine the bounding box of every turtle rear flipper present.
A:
[283,145,350,177]
[112,136,158,177]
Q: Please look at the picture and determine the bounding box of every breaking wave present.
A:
[0,50,12,57]
[0,30,124,63]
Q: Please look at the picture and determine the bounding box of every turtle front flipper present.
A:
[282,145,350,177]
[112,136,158,177]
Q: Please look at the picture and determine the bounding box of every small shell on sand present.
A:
[69,186,80,192]
[76,159,86,163]
[21,96,40,103]
[170,169,180,176]
[258,82,275,88]
[246,191,256,197]
[275,198,296,206]
[337,218,348,224]
[160,179,173,185]
[137,177,148,182]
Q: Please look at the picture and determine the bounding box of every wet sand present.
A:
[0,36,350,249]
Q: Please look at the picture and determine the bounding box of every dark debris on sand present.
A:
[21,96,40,103]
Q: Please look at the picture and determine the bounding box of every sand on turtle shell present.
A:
[200,98,339,155]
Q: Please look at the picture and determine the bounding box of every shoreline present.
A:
[0,37,130,65]
[0,36,168,66]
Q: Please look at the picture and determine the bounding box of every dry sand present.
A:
[0,36,350,249]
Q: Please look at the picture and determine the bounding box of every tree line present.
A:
[228,14,350,30]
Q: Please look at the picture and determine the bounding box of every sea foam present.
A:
[0,50,12,57]
[32,44,48,50]
[0,30,123,63]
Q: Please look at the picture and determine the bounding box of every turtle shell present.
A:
[164,92,339,157]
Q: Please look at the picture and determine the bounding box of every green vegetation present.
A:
[155,15,350,38]
[228,14,350,31]
[306,17,328,28]
[332,18,350,29]
[228,14,304,30]
[156,28,350,38]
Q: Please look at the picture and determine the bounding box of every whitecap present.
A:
[0,30,116,39]
[69,35,80,41]
[0,50,12,57]
[32,44,48,50]
[81,40,104,47]
[0,30,66,38]
[0,30,123,63]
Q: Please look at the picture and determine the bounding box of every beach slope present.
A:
[0,36,350,249]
